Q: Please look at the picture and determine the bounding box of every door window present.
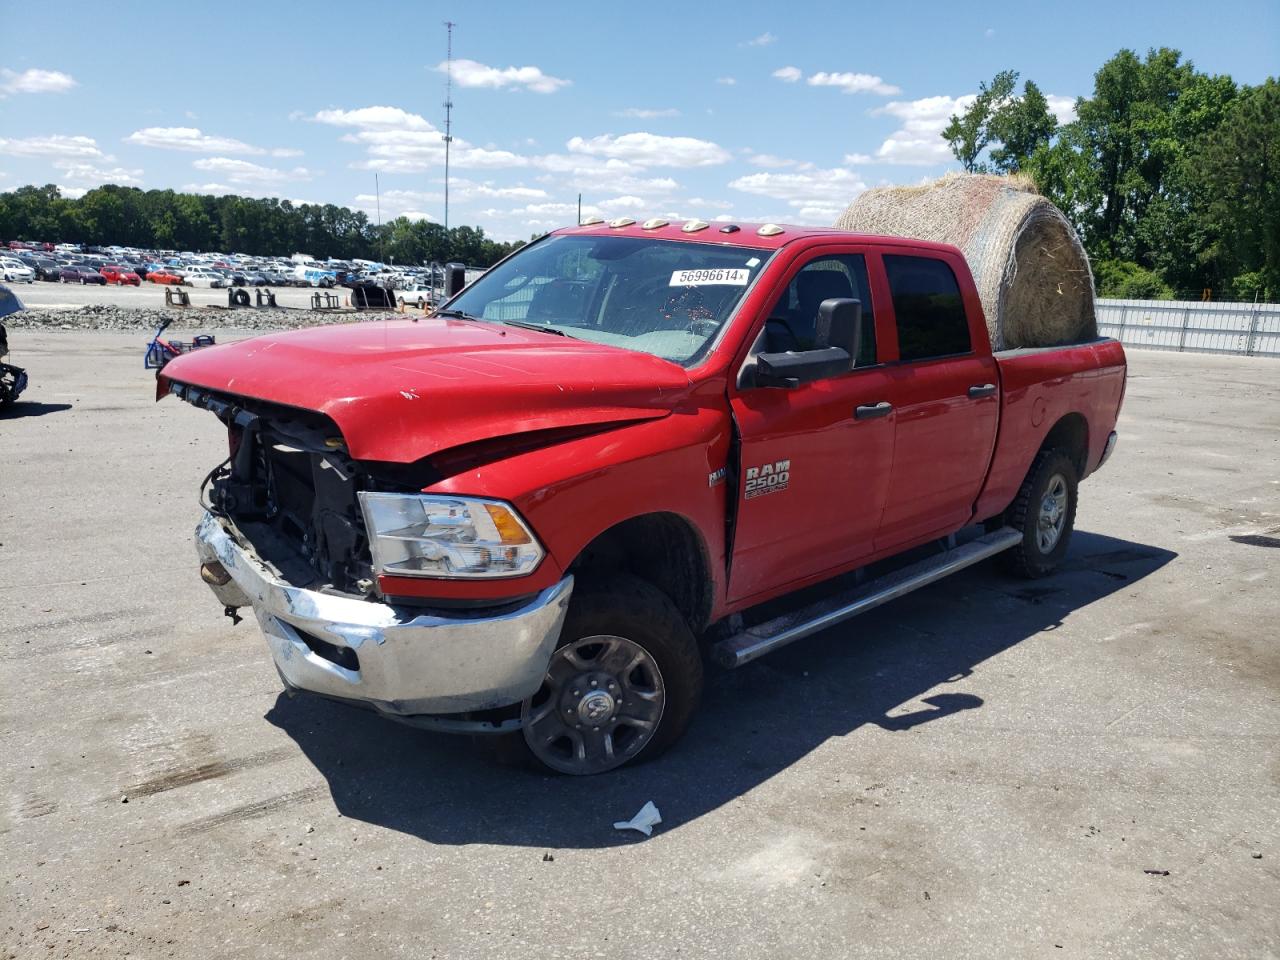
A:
[884,255,971,361]
[764,254,876,367]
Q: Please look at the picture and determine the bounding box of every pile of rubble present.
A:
[7,304,401,332]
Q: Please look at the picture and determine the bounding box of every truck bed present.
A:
[976,337,1127,520]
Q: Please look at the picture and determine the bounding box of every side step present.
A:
[713,527,1022,669]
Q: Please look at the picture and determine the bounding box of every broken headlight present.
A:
[358,493,544,579]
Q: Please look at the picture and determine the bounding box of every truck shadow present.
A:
[265,530,1174,849]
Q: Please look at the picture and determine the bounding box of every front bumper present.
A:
[194,512,572,717]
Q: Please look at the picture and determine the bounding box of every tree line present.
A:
[0,184,525,267]
[944,48,1278,301]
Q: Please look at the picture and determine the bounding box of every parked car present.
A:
[30,258,62,281]
[100,264,142,286]
[159,221,1128,776]
[181,266,225,289]
[60,265,108,285]
[147,266,186,285]
[0,258,35,283]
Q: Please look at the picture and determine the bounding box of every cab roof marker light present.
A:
[579,216,605,225]
[641,218,669,230]
[607,217,636,228]
[681,219,710,233]
[757,223,785,237]
[719,224,741,234]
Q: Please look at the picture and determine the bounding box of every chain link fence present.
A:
[1096,298,1280,358]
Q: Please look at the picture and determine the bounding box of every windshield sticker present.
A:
[745,257,761,268]
[670,268,751,287]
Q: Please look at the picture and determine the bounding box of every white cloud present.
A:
[192,157,313,184]
[772,66,802,83]
[353,189,438,221]
[314,106,529,172]
[686,197,734,210]
[744,32,776,47]
[746,152,804,169]
[599,195,645,210]
[532,157,681,198]
[459,181,547,200]
[730,167,866,204]
[125,126,300,157]
[312,106,433,131]
[58,186,88,199]
[1045,94,1077,125]
[615,107,680,119]
[567,132,730,168]
[54,161,144,186]
[0,135,103,159]
[715,77,737,86]
[0,68,77,96]
[438,59,569,94]
[867,94,977,165]
[807,71,901,96]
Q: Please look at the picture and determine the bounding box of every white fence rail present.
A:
[1096,298,1280,358]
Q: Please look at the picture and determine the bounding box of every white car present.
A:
[181,266,226,289]
[0,258,35,283]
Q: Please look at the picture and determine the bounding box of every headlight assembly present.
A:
[359,493,544,579]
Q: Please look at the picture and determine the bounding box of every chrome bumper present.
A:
[194,513,572,716]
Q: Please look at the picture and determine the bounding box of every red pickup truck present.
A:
[160,220,1125,775]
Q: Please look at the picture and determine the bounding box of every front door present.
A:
[728,252,896,604]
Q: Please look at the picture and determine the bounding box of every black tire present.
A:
[1002,448,1078,578]
[491,574,703,775]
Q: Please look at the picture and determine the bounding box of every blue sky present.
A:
[1,0,1276,242]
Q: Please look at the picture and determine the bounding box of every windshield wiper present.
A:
[434,310,575,338]
[499,318,570,337]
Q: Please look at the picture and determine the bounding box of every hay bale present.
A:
[834,173,1096,350]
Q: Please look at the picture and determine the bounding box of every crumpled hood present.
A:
[160,317,692,463]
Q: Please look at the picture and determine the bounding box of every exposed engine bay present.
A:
[170,381,380,598]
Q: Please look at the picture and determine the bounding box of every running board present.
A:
[714,527,1022,669]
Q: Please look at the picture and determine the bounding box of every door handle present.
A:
[855,401,893,420]
[967,383,997,399]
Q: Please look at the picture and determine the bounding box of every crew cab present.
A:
[160,220,1125,775]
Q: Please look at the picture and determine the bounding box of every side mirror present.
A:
[444,262,467,297]
[754,298,863,389]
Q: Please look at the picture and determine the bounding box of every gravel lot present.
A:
[1,331,1277,959]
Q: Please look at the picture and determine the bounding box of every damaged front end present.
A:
[169,380,574,726]
[175,380,379,601]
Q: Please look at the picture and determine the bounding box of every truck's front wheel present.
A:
[518,575,703,775]
[1004,448,1078,578]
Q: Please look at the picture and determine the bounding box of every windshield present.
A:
[444,234,772,365]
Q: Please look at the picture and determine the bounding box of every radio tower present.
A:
[442,20,455,234]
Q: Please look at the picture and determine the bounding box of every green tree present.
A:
[943,70,1019,172]
[988,81,1057,173]
[1193,78,1280,299]
[944,71,1057,174]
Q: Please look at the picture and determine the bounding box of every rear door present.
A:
[873,252,999,551]
[728,248,896,603]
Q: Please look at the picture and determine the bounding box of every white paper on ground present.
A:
[612,800,662,837]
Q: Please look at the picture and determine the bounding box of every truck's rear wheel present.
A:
[517,575,702,775]
[1003,448,1078,578]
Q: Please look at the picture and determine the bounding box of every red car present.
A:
[101,264,141,285]
[162,221,1127,774]
[147,267,185,285]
